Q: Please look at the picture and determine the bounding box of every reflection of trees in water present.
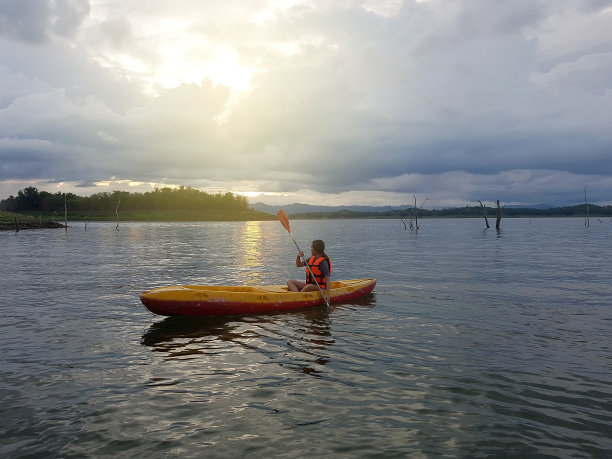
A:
[141,295,376,377]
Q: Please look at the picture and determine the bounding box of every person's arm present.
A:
[321,259,331,303]
[296,251,306,267]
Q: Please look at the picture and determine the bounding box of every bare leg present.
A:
[287,279,306,292]
[300,283,319,292]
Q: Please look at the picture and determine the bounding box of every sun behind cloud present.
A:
[87,4,257,95]
[154,43,254,92]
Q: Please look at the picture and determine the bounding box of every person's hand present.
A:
[298,250,304,258]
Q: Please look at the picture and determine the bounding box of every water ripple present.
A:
[2,220,611,457]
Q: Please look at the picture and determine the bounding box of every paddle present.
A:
[277,209,330,307]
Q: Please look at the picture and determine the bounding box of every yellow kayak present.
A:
[140,278,376,316]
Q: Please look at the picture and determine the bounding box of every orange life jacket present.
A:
[306,256,331,289]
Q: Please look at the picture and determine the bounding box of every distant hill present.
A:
[252,203,389,215]
[505,203,554,210]
[252,203,612,219]
[252,202,565,215]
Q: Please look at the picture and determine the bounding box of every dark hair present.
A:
[312,240,327,257]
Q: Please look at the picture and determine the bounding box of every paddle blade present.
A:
[277,209,291,233]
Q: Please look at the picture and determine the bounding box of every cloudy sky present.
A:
[1,0,611,208]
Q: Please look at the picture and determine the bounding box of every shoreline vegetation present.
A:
[287,203,612,220]
[1,186,611,231]
[0,212,68,231]
[0,186,277,231]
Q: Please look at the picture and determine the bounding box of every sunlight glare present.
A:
[155,44,253,92]
[240,221,264,286]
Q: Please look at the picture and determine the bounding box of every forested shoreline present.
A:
[0,186,274,228]
[1,186,610,230]
[1,186,252,214]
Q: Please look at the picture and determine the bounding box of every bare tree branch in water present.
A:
[390,196,429,231]
[584,186,590,227]
[389,205,408,230]
[413,195,430,231]
[115,198,120,230]
[478,200,490,229]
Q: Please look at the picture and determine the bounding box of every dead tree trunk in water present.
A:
[64,194,68,231]
[389,205,407,230]
[413,195,429,231]
[115,198,120,230]
[478,200,490,229]
[496,200,502,229]
[584,186,590,227]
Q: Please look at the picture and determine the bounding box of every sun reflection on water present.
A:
[238,221,264,286]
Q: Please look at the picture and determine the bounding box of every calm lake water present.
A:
[1,218,611,457]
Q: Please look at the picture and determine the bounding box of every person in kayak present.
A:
[287,239,331,303]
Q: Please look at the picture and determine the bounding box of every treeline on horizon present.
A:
[2,186,611,220]
[289,204,612,219]
[0,186,251,214]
